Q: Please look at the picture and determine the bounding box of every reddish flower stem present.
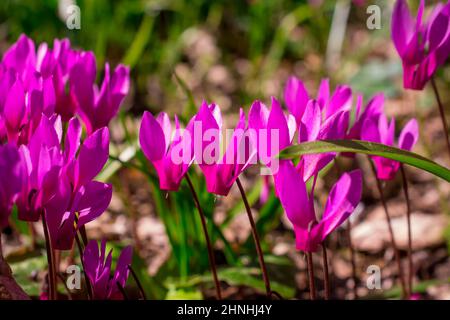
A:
[41,211,57,300]
[185,174,222,300]
[400,164,414,296]
[431,77,450,161]
[321,244,330,300]
[369,159,408,298]
[236,177,272,298]
[306,251,316,300]
[128,264,147,300]
[116,282,129,300]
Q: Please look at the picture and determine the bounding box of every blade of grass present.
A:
[279,140,450,182]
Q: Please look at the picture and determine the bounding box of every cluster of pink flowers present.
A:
[140,74,419,253]
[0,35,131,299]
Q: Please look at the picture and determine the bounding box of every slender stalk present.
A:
[116,282,129,300]
[321,244,330,300]
[368,159,408,298]
[346,221,358,299]
[28,222,37,250]
[236,177,272,298]
[41,211,57,300]
[75,234,93,300]
[185,174,222,300]
[400,164,414,297]
[128,264,147,300]
[430,77,450,160]
[306,251,316,300]
[79,225,88,247]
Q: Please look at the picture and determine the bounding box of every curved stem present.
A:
[431,77,450,161]
[41,211,57,300]
[322,244,330,300]
[400,164,413,297]
[128,264,147,300]
[185,174,222,300]
[236,177,271,298]
[369,159,408,298]
[116,282,129,300]
[306,251,316,300]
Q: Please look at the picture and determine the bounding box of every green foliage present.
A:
[280,140,450,182]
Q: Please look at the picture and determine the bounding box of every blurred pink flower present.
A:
[392,0,450,90]
[71,52,130,135]
[361,115,419,180]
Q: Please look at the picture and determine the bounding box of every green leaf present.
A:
[218,267,295,298]
[165,287,203,300]
[279,140,450,182]
[122,14,154,69]
[8,254,47,297]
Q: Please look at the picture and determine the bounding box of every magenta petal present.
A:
[112,246,132,290]
[399,118,419,151]
[276,160,314,229]
[325,85,352,119]
[317,78,330,110]
[316,169,362,241]
[64,117,82,162]
[195,101,221,167]
[267,97,291,150]
[391,0,415,57]
[299,100,321,143]
[0,144,24,227]
[4,80,26,134]
[156,112,172,153]
[284,76,309,123]
[75,127,109,188]
[139,111,166,162]
[76,181,112,227]
[361,117,381,144]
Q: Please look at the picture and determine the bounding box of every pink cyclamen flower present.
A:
[0,64,51,145]
[15,114,112,250]
[36,38,79,121]
[194,101,256,196]
[392,0,450,90]
[1,34,130,128]
[0,144,24,227]
[49,118,112,250]
[346,93,384,140]
[71,52,130,135]
[298,100,350,181]
[284,76,352,124]
[276,160,362,252]
[15,115,64,222]
[248,97,296,173]
[83,240,132,300]
[361,115,419,180]
[139,111,195,191]
[283,76,352,180]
